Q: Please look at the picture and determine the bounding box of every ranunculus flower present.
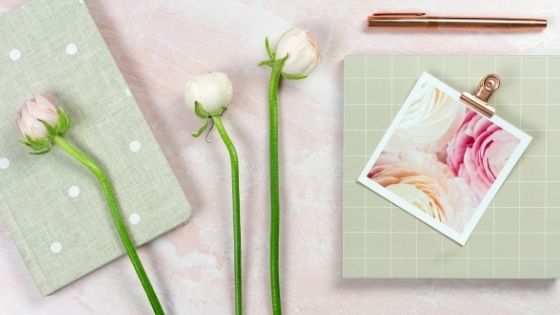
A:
[17,94,62,140]
[446,110,521,202]
[184,71,243,314]
[17,95,164,313]
[386,85,465,153]
[17,94,70,154]
[371,167,448,223]
[260,27,320,314]
[270,28,320,78]
[369,150,475,232]
[184,71,233,116]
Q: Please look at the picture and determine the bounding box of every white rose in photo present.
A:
[386,84,465,153]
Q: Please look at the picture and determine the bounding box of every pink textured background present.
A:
[1,0,559,314]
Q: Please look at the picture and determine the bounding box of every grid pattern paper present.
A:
[343,55,560,278]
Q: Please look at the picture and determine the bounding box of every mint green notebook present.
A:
[0,0,191,294]
[343,55,560,278]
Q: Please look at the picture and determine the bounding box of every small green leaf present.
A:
[282,72,308,80]
[259,60,274,67]
[24,135,49,148]
[192,118,209,137]
[39,119,57,136]
[56,108,71,134]
[29,147,52,155]
[265,37,275,60]
[22,135,52,154]
[194,101,209,119]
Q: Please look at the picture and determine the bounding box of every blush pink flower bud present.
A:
[17,94,70,153]
[17,94,60,139]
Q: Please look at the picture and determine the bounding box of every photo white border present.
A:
[357,72,532,245]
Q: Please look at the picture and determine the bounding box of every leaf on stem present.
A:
[282,73,308,80]
[194,101,209,119]
[259,60,274,67]
[192,118,209,137]
[39,119,57,136]
[265,37,275,60]
[29,147,52,155]
[56,108,71,134]
[23,136,52,154]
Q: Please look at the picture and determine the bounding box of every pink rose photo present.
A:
[358,72,531,245]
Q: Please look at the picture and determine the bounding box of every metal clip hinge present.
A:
[459,74,500,118]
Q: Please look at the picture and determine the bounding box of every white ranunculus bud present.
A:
[184,72,233,116]
[273,28,320,77]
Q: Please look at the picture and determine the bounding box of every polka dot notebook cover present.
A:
[343,55,560,279]
[0,0,191,295]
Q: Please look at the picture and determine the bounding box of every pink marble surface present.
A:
[1,0,559,314]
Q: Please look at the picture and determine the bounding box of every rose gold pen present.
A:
[368,12,547,31]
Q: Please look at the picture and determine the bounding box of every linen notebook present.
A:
[343,55,560,278]
[0,0,191,295]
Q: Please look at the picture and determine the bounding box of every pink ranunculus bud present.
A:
[17,94,61,140]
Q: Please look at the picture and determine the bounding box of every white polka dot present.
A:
[50,242,63,254]
[125,88,132,96]
[9,49,21,61]
[68,186,80,198]
[0,157,9,170]
[129,213,141,225]
[129,140,142,153]
[66,43,78,55]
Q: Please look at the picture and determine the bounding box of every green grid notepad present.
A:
[343,55,560,278]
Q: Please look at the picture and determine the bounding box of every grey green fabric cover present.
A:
[0,0,191,295]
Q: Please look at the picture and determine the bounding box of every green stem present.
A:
[212,117,243,315]
[268,59,284,315]
[53,136,165,315]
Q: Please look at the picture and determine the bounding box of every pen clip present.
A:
[371,12,426,18]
